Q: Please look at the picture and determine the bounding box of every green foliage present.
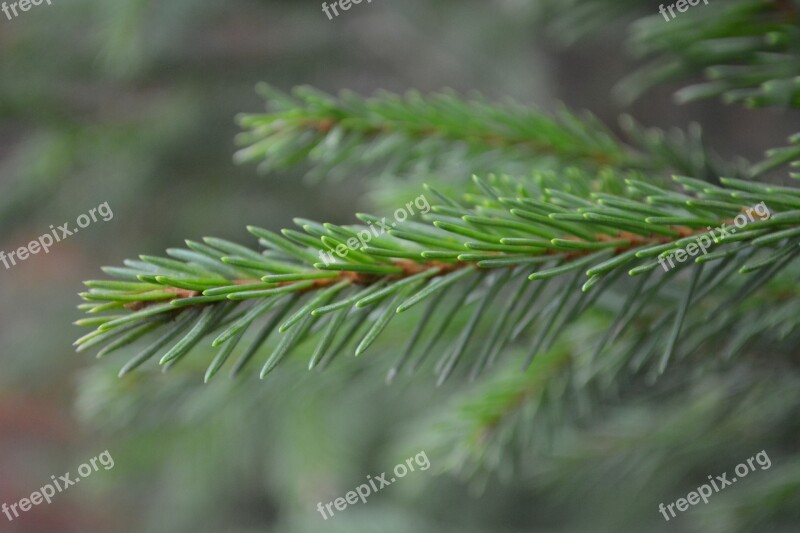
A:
[69,5,800,525]
[76,166,800,385]
[534,0,800,108]
[415,361,800,530]
[620,0,800,107]
[750,131,800,178]
[235,85,739,183]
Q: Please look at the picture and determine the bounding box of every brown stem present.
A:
[302,117,620,167]
[121,223,717,312]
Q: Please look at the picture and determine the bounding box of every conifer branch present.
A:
[535,0,800,108]
[618,0,800,107]
[76,172,800,383]
[234,85,738,182]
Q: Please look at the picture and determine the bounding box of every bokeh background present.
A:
[1,1,798,532]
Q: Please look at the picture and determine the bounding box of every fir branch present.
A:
[76,172,800,383]
[618,0,800,107]
[420,360,800,510]
[234,85,738,182]
[534,0,800,108]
